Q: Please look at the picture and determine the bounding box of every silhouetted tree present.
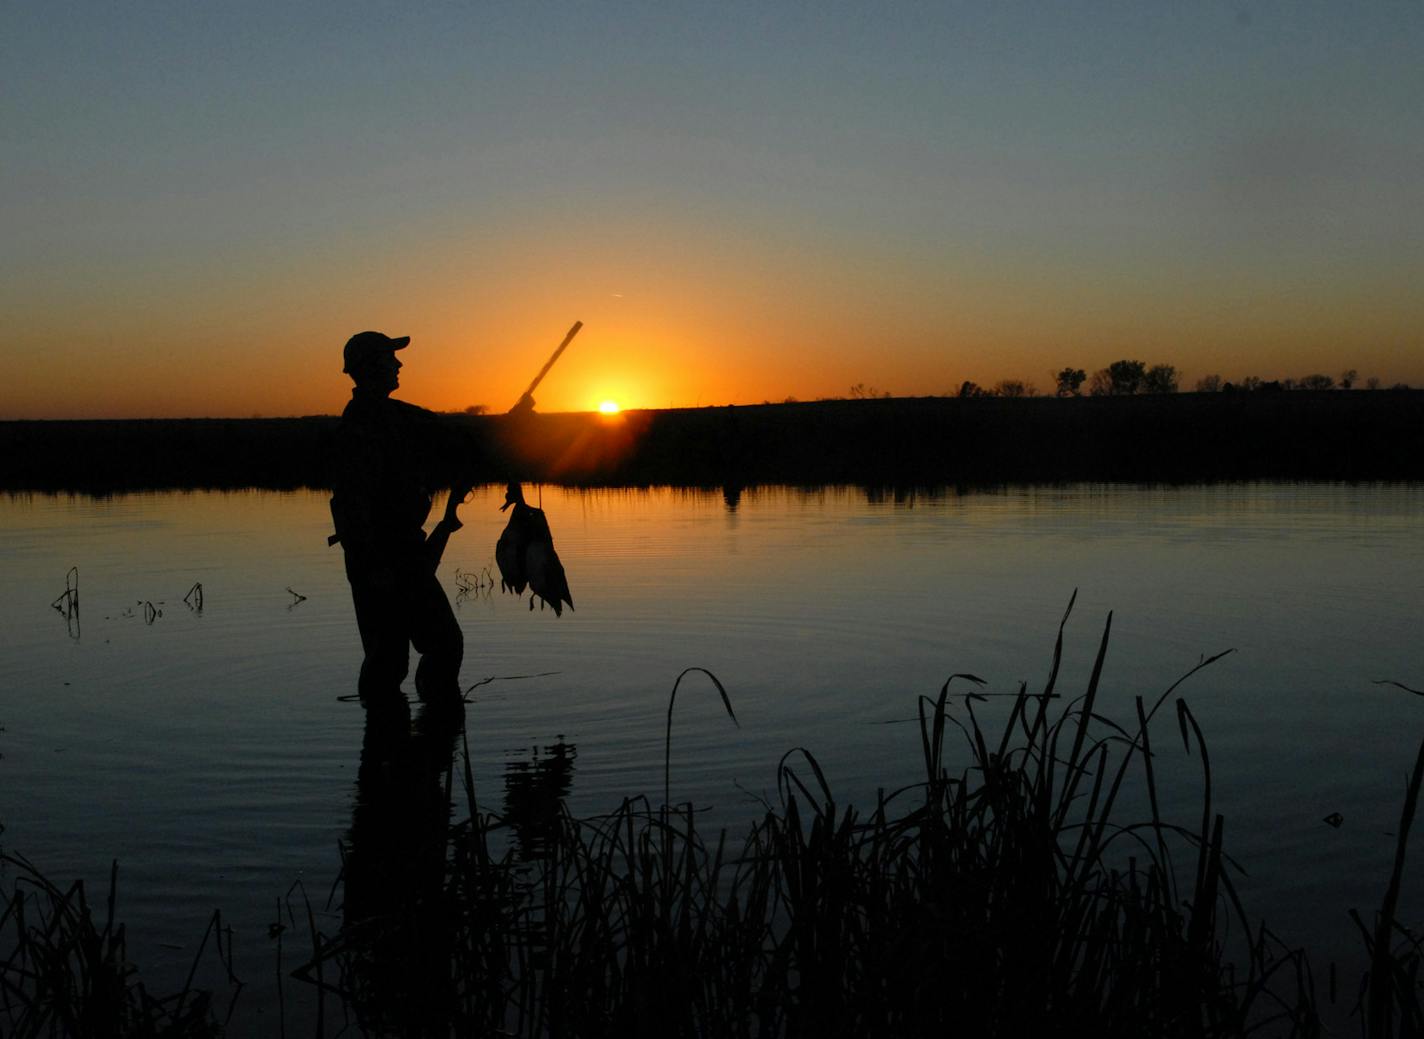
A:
[849,383,891,399]
[1339,368,1358,389]
[462,404,489,415]
[1143,364,1178,394]
[993,379,1035,398]
[1195,374,1222,393]
[1106,359,1147,395]
[1054,368,1086,397]
[958,380,986,398]
[1366,376,1380,391]
[1087,369,1114,396]
[1239,375,1263,391]
[1298,373,1334,391]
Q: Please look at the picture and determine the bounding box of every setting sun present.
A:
[598,400,621,414]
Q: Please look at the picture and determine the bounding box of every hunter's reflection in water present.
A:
[341,693,578,1033]
[343,699,461,1033]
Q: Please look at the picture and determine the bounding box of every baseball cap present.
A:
[342,331,410,374]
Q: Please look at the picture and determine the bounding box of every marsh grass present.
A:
[288,599,1424,1037]
[5,604,1422,1036]
[0,853,239,1037]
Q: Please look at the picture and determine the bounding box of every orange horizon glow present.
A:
[6,259,1424,420]
[6,200,1424,420]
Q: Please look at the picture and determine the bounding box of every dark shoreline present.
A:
[4,391,1422,495]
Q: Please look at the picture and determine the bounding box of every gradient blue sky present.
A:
[4,2,1421,417]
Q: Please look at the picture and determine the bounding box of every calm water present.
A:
[3,483,1423,1031]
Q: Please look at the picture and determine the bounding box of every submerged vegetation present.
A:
[4,602,1422,1035]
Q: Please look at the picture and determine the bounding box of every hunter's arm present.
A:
[423,481,469,573]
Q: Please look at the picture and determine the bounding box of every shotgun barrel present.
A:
[510,320,583,414]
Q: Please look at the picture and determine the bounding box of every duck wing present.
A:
[520,505,573,617]
[495,509,530,594]
[525,538,574,617]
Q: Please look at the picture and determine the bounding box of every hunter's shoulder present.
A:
[339,395,443,424]
[388,398,439,418]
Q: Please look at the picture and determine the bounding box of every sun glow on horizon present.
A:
[598,399,621,414]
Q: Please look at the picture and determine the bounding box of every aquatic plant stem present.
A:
[663,667,737,810]
[1368,733,1424,1038]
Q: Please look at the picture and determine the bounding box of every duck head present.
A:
[500,482,526,511]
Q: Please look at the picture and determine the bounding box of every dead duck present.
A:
[494,484,532,594]
[495,483,574,617]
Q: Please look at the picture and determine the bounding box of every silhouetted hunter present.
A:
[330,331,472,708]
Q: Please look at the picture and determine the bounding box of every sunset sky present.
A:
[5,2,1422,419]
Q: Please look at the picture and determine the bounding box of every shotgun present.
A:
[509,320,583,414]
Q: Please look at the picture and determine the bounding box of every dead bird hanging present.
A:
[494,321,582,617]
[496,482,574,617]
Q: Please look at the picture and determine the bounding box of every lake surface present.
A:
[3,483,1423,1032]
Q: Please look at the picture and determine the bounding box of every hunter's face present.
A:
[357,351,401,395]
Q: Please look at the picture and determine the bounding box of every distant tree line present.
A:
[953,362,1177,399]
[1189,368,1410,393]
[956,378,1039,399]
[947,363,1411,400]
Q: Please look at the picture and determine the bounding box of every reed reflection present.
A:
[501,739,577,861]
[342,698,461,1034]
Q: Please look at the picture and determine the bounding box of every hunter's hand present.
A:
[443,482,472,528]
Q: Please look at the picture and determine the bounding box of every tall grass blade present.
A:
[1367,733,1424,1038]
[664,667,737,808]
